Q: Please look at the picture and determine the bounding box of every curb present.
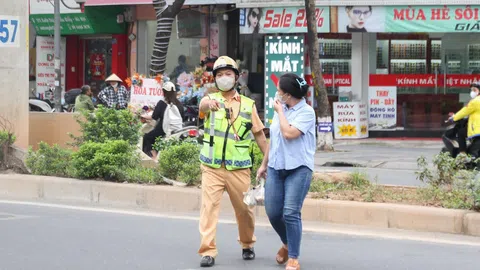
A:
[0,174,478,237]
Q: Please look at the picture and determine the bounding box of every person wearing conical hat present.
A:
[98,73,130,109]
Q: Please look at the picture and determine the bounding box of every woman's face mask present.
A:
[471,90,478,99]
[275,92,290,104]
[111,82,118,88]
[216,75,236,92]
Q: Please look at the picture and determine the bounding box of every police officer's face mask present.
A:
[216,75,236,92]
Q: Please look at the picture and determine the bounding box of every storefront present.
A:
[237,2,480,137]
[29,0,128,99]
[134,1,236,80]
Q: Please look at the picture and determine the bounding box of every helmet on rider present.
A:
[212,56,239,92]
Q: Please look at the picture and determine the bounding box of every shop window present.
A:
[145,18,203,79]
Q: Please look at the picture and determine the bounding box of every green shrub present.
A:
[25,142,73,177]
[0,130,16,164]
[158,142,201,185]
[70,140,139,181]
[153,136,198,153]
[119,167,164,185]
[71,105,141,146]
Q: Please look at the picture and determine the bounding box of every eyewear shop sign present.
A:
[333,102,368,139]
[334,5,480,33]
[239,7,330,34]
[264,35,304,128]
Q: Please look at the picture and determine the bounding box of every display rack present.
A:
[468,44,480,73]
[319,38,352,95]
[431,40,442,73]
[390,40,427,74]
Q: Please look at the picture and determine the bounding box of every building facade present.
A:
[236,0,480,137]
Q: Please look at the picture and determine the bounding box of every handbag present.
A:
[243,177,265,206]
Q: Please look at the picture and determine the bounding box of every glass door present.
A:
[84,38,113,97]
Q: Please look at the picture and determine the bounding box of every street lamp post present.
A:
[54,0,62,112]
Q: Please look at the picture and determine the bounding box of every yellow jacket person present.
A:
[453,83,480,157]
[197,56,268,267]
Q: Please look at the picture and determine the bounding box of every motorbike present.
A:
[29,98,54,112]
[441,117,480,169]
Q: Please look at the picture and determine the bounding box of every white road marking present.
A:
[0,199,479,247]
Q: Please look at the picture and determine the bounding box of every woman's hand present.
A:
[273,100,283,113]
[256,163,267,180]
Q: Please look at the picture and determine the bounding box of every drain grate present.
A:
[321,162,365,167]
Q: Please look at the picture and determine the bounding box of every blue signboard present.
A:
[318,122,333,133]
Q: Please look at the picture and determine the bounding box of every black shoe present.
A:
[242,248,255,260]
[200,256,215,267]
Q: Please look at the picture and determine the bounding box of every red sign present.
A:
[306,74,352,87]
[89,54,106,80]
[370,74,480,87]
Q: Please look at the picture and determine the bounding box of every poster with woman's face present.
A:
[240,8,263,34]
[336,6,386,33]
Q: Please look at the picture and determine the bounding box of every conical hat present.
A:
[105,73,122,82]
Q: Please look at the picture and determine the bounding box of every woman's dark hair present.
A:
[80,85,90,95]
[247,8,262,34]
[164,90,182,109]
[279,73,309,99]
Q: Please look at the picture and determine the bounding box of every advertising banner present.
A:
[333,6,480,33]
[333,102,368,139]
[368,86,397,130]
[35,36,66,98]
[240,7,329,34]
[370,74,480,88]
[130,78,164,107]
[264,35,304,127]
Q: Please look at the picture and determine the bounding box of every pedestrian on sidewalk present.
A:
[197,56,268,267]
[98,74,130,110]
[257,73,316,270]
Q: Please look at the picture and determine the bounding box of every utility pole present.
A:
[54,0,62,112]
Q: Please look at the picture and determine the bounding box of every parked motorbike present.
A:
[29,98,54,112]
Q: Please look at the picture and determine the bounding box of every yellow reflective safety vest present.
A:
[199,92,255,171]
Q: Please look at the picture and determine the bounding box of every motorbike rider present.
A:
[450,83,480,157]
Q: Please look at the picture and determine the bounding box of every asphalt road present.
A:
[315,144,441,187]
[0,201,479,270]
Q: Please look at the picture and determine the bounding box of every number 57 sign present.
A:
[0,16,19,48]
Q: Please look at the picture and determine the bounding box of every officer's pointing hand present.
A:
[209,100,220,111]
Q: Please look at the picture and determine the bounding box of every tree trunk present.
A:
[149,0,186,76]
[304,0,334,151]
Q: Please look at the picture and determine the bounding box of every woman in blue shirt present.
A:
[257,73,316,270]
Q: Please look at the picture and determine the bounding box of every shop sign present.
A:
[30,13,95,35]
[370,74,480,88]
[368,86,397,131]
[333,102,368,139]
[334,6,480,33]
[30,0,81,14]
[130,78,164,107]
[0,16,20,48]
[35,36,66,97]
[264,35,304,127]
[240,6,329,34]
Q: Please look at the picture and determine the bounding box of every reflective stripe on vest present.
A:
[199,93,255,170]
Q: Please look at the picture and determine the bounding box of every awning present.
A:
[85,0,235,6]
